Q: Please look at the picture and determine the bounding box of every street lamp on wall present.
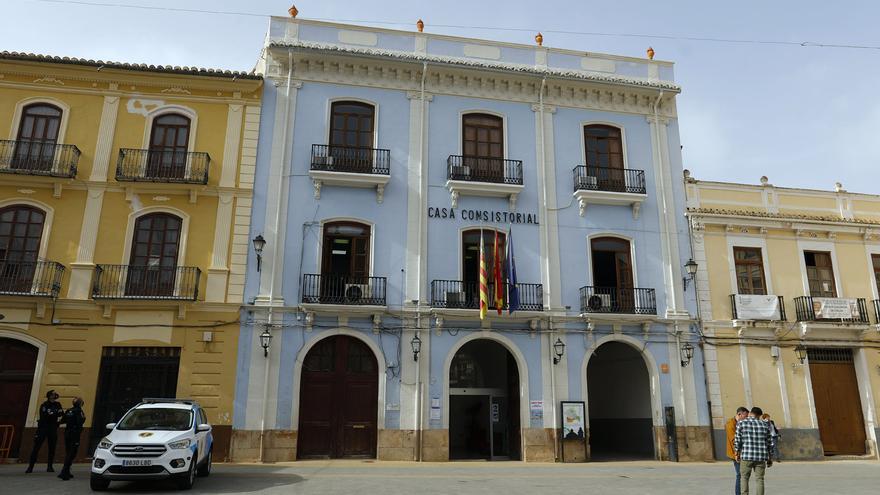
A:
[794,343,807,364]
[680,342,695,367]
[682,258,698,291]
[259,328,273,357]
[553,338,566,365]
[252,235,266,272]
[411,334,422,362]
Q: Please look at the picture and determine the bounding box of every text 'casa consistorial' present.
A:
[428,207,540,225]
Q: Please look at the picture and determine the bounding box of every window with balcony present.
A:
[734,247,766,295]
[572,124,646,218]
[0,104,79,178]
[446,113,522,209]
[581,237,655,314]
[302,221,385,305]
[872,254,880,293]
[117,112,209,184]
[310,102,389,201]
[805,251,836,297]
[0,205,63,296]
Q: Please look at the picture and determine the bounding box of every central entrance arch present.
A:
[448,339,521,460]
[587,341,655,460]
[297,335,378,459]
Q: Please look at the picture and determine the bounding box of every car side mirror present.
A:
[105,423,116,430]
[196,423,211,433]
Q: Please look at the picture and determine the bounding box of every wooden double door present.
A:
[808,348,866,455]
[298,336,378,459]
[0,338,38,458]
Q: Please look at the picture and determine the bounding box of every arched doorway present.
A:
[297,335,378,459]
[587,341,654,460]
[449,339,520,460]
[0,337,39,458]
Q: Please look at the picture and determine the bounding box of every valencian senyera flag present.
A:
[507,227,519,314]
[479,229,488,320]
[493,229,504,314]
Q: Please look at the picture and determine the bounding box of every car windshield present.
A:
[117,408,192,431]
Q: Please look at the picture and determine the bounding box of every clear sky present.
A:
[4,0,879,192]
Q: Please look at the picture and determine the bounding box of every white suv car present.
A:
[90,399,213,491]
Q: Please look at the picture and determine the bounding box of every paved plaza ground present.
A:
[1,459,877,494]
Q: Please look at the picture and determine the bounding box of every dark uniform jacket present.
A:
[62,405,86,436]
[37,401,64,430]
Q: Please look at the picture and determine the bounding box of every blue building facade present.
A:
[231,17,711,462]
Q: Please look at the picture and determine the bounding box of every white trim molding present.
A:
[0,198,55,260]
[120,206,190,266]
[141,104,199,152]
[0,329,47,429]
[9,96,71,143]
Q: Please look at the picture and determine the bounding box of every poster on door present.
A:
[561,401,586,440]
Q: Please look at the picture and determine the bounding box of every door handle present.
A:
[352,424,366,429]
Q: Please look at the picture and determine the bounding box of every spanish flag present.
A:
[493,229,503,314]
[479,230,488,320]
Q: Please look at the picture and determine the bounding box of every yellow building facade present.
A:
[0,52,261,461]
[686,173,880,460]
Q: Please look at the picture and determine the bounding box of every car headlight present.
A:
[168,439,192,450]
[97,438,113,450]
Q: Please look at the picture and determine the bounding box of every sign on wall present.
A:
[561,401,586,440]
[428,207,539,225]
[734,294,781,320]
[812,297,860,319]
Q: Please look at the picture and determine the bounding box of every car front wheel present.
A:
[197,449,212,477]
[90,475,110,491]
[175,453,197,490]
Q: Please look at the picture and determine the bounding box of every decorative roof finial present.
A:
[647,47,655,60]
[288,4,298,18]
[417,19,424,32]
[535,32,543,46]
[760,176,769,186]
[835,182,845,192]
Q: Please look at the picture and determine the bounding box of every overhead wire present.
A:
[26,0,880,51]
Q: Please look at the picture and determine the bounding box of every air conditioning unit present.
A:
[314,155,335,167]
[586,293,612,311]
[579,175,598,189]
[451,165,471,179]
[445,291,466,308]
[345,283,372,303]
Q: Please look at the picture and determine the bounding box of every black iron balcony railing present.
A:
[873,300,880,324]
[92,265,201,301]
[572,165,646,194]
[579,286,656,315]
[310,144,390,175]
[0,140,79,178]
[301,274,387,306]
[0,260,65,297]
[794,296,869,323]
[116,149,210,184]
[729,294,787,321]
[447,155,523,185]
[429,280,544,311]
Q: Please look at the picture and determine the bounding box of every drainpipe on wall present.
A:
[258,49,295,463]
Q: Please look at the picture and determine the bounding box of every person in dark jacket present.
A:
[25,390,64,473]
[57,397,86,481]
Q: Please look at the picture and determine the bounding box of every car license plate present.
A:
[122,459,152,467]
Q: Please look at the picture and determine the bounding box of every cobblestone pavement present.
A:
[1,460,877,494]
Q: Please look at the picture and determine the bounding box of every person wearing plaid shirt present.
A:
[734,406,774,495]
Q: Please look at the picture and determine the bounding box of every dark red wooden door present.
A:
[809,348,866,455]
[298,336,378,459]
[0,338,38,458]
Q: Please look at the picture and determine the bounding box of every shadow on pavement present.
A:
[98,471,304,493]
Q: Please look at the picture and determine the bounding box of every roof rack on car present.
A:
[140,398,197,405]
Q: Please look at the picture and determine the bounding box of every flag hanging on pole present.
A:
[507,227,520,314]
[493,229,504,315]
[479,229,488,320]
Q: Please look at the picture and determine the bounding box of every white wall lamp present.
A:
[682,258,698,291]
[680,342,695,367]
[553,338,566,365]
[252,234,266,272]
[411,334,422,362]
[259,327,273,357]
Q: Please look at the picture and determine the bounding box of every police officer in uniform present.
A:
[57,397,86,481]
[25,390,64,473]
